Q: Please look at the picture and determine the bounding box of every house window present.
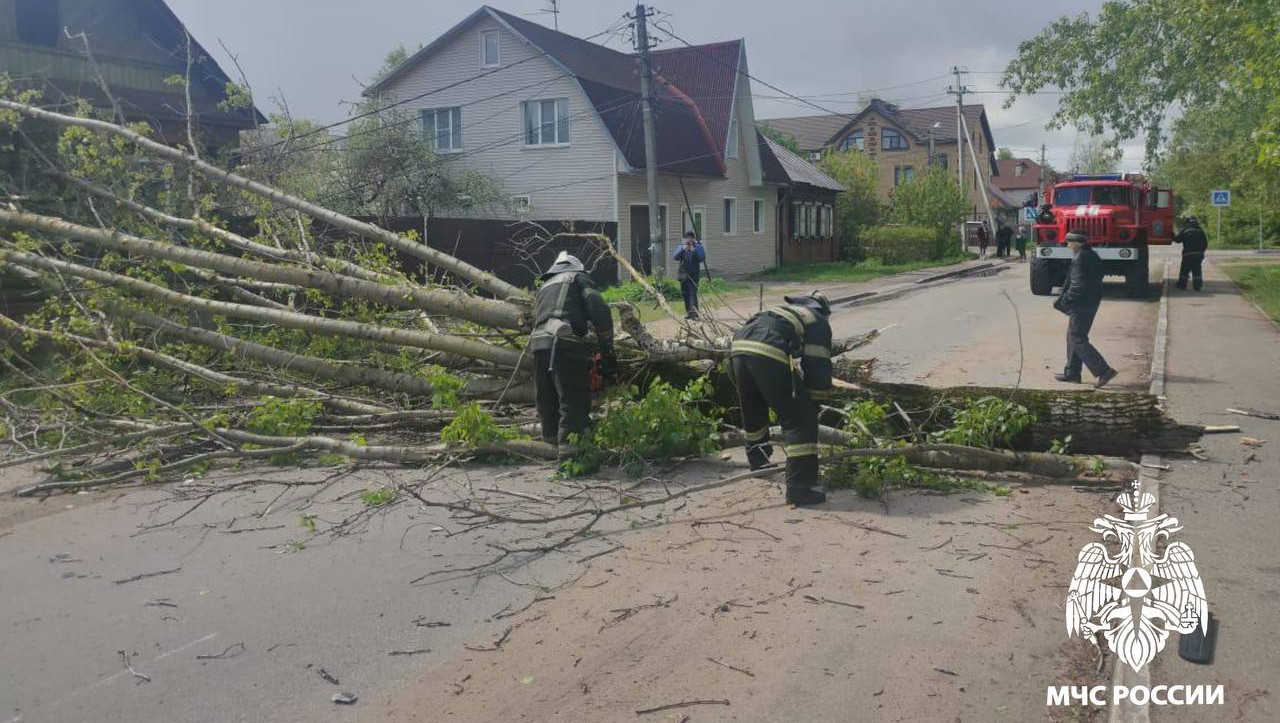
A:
[523,99,569,146]
[722,198,737,235]
[894,165,915,186]
[839,129,864,152]
[16,0,60,47]
[511,195,531,214]
[935,152,948,169]
[421,107,462,151]
[802,204,813,237]
[481,30,500,68]
[753,199,764,234]
[726,118,739,159]
[881,128,908,151]
[682,205,705,238]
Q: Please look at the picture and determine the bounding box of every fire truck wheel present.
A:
[1030,256,1055,296]
[1124,248,1150,298]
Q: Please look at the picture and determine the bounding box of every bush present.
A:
[860,225,938,264]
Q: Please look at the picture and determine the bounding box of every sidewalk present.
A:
[652,256,1015,335]
[1151,258,1280,722]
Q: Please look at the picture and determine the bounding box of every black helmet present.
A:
[542,251,584,279]
[785,289,831,316]
[1182,215,1200,227]
[1065,230,1088,244]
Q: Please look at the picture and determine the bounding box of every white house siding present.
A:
[373,15,617,222]
[617,133,779,278]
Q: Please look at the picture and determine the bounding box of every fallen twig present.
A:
[196,642,246,660]
[1227,407,1280,421]
[119,650,151,683]
[635,699,730,715]
[113,566,182,585]
[388,648,432,656]
[706,657,754,677]
[802,594,864,610]
[464,625,513,652]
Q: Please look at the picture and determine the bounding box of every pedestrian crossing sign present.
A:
[1022,207,1038,224]
[1211,190,1231,207]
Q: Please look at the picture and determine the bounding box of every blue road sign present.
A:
[1211,190,1231,207]
[1022,207,1038,224]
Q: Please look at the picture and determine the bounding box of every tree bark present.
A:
[0,98,529,301]
[0,209,526,330]
[0,251,526,368]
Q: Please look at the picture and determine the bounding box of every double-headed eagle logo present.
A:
[1066,481,1207,672]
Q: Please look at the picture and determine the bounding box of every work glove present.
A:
[598,347,619,383]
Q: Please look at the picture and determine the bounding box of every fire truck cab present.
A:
[1030,174,1175,298]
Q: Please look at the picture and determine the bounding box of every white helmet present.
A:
[543,251,584,278]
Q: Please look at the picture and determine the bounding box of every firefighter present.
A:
[530,252,617,456]
[730,290,833,506]
[1037,202,1055,225]
[1173,215,1208,291]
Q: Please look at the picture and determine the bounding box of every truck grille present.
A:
[1064,216,1110,241]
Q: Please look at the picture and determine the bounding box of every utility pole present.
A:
[1038,143,1047,204]
[947,66,971,252]
[631,4,664,276]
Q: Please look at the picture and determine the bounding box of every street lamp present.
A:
[929,122,941,166]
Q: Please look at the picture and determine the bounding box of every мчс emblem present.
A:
[1065,481,1207,672]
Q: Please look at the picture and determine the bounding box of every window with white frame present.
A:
[682,205,705,238]
[722,198,737,235]
[481,30,500,68]
[511,195,532,214]
[816,204,825,237]
[421,107,462,151]
[804,204,814,237]
[753,199,764,233]
[523,99,569,146]
[726,118,739,159]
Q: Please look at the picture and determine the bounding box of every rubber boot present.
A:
[784,455,824,506]
[786,487,827,506]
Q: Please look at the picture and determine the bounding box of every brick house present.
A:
[761,98,999,219]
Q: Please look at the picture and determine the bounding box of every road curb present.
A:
[1108,258,1172,723]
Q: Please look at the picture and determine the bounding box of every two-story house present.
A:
[761,99,999,219]
[0,0,263,147]
[363,6,836,279]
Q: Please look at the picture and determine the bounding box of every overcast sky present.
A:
[166,0,1144,172]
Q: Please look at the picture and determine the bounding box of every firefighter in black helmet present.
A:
[1173,215,1208,291]
[530,252,616,456]
[730,290,833,506]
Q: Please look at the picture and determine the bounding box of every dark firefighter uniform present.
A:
[730,291,833,506]
[530,252,616,452]
[1173,217,1208,291]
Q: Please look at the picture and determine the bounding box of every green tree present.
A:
[1068,133,1122,174]
[818,149,881,260]
[997,147,1014,160]
[758,124,802,155]
[888,167,967,256]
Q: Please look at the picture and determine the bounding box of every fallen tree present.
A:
[0,94,1199,504]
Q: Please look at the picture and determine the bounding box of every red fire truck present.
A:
[1030,174,1176,298]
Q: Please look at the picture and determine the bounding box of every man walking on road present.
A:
[1173,215,1208,291]
[730,291,834,507]
[672,231,706,319]
[1053,231,1117,389]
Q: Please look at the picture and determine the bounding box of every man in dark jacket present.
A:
[730,290,834,506]
[996,223,1013,258]
[530,252,616,455]
[1173,216,1208,291]
[672,231,706,319]
[1054,231,1117,388]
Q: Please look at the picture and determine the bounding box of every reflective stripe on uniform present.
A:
[809,388,833,400]
[744,427,769,442]
[784,443,819,457]
[730,339,791,365]
[765,306,805,338]
[789,305,817,324]
[802,344,830,358]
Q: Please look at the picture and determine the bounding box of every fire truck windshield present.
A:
[1053,186,1131,207]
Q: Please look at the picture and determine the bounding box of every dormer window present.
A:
[1014,162,1026,177]
[481,30,500,68]
[881,128,908,151]
[839,130,863,152]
